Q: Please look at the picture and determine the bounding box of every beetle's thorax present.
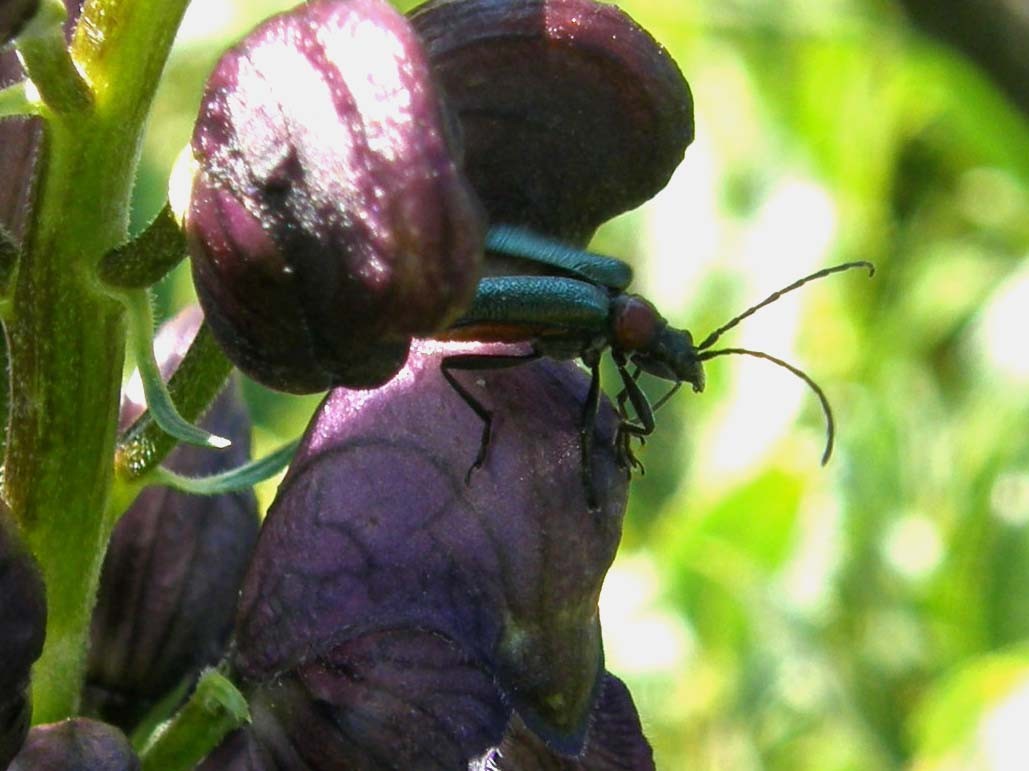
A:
[610,293,664,352]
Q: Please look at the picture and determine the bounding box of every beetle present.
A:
[439,225,874,507]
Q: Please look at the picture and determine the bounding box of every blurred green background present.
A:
[135,0,1029,768]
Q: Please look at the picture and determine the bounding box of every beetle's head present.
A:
[611,294,705,392]
[632,326,705,392]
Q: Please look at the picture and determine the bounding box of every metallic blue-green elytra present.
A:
[486,226,633,291]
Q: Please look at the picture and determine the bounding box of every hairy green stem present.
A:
[4,0,193,722]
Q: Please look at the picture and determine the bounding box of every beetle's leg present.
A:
[615,365,642,421]
[614,365,649,462]
[614,388,645,475]
[615,360,656,436]
[613,355,656,474]
[652,381,683,412]
[441,351,542,484]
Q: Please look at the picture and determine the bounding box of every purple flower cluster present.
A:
[181,0,691,765]
[1,0,694,767]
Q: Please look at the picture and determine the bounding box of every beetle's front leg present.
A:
[613,354,656,474]
[441,350,542,484]
[614,363,648,472]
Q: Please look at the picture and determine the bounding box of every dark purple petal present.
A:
[240,628,508,770]
[8,719,139,771]
[200,633,508,770]
[87,307,259,728]
[235,340,628,753]
[0,500,46,697]
[487,673,655,770]
[410,0,694,244]
[188,0,484,393]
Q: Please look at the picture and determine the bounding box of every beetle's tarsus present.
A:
[465,420,491,485]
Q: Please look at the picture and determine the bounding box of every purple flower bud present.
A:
[486,673,655,770]
[1,2,82,240]
[7,718,139,771]
[410,0,694,245]
[0,498,44,768]
[0,499,46,699]
[0,0,38,46]
[188,0,484,393]
[233,340,628,757]
[0,52,40,243]
[87,307,259,728]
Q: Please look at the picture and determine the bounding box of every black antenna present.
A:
[696,261,874,351]
[692,261,875,464]
[698,347,836,464]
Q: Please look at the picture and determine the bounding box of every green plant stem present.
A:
[3,0,193,723]
[137,669,249,771]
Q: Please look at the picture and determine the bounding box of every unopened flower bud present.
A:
[0,499,46,699]
[0,497,44,768]
[8,718,139,771]
[188,0,484,393]
[410,0,694,245]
